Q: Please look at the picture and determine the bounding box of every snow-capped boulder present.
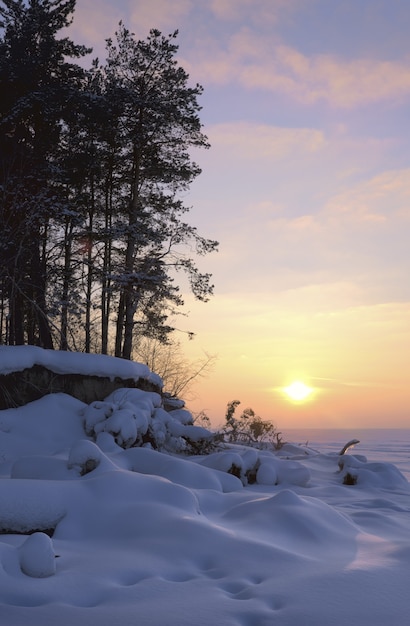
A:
[198,451,245,480]
[256,461,278,485]
[19,532,56,578]
[339,454,408,488]
[68,439,116,476]
[0,345,162,409]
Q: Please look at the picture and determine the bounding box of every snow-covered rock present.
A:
[19,532,56,578]
[68,439,114,476]
[256,460,278,485]
[339,453,408,488]
[0,346,163,409]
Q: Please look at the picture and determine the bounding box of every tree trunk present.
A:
[101,164,113,354]
[59,219,73,350]
[85,208,94,354]
[0,291,4,344]
[31,245,53,349]
[119,140,142,360]
[122,286,138,360]
[115,290,125,357]
[8,283,24,345]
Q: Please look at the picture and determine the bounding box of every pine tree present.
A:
[0,10,218,355]
[0,0,90,347]
[52,69,107,351]
[98,25,218,359]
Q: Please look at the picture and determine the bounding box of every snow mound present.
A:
[339,453,408,488]
[223,488,358,558]
[194,446,311,486]
[121,446,242,492]
[19,532,56,578]
[68,439,117,476]
[0,480,67,534]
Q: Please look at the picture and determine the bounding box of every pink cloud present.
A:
[251,48,410,107]
[68,0,194,58]
[188,27,410,108]
[325,169,410,223]
[207,121,326,159]
[208,0,292,24]
[128,0,193,34]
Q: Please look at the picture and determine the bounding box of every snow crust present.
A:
[1,349,410,625]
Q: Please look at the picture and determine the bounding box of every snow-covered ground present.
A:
[1,347,410,626]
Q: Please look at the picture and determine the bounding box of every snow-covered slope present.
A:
[0,348,409,626]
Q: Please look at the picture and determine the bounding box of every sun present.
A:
[283,380,314,402]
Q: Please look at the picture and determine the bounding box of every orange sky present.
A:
[181,295,410,429]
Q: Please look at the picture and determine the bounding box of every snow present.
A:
[19,533,56,578]
[1,349,410,625]
[0,344,162,386]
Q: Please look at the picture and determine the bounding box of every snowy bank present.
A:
[0,345,163,408]
[0,345,160,380]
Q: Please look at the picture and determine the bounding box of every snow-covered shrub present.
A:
[221,400,283,448]
[198,449,260,485]
[169,408,195,425]
[82,393,154,449]
[343,472,358,485]
[83,401,116,436]
[196,448,310,487]
[199,451,246,480]
[151,407,216,454]
[338,453,407,488]
[82,389,216,454]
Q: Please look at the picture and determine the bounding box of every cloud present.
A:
[67,2,123,55]
[182,294,410,386]
[68,0,194,58]
[274,45,410,108]
[128,0,193,34]
[209,0,257,21]
[204,121,409,229]
[69,3,410,109]
[208,0,292,24]
[190,117,410,305]
[247,200,284,216]
[207,121,326,160]
[324,169,410,224]
[188,27,410,109]
[194,166,410,305]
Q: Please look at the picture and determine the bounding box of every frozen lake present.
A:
[285,428,410,479]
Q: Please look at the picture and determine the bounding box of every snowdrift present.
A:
[1,348,410,626]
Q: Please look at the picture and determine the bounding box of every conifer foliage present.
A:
[0,0,90,348]
[0,1,217,356]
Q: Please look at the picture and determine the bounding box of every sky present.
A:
[68,0,410,430]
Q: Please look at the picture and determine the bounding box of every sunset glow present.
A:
[69,1,410,429]
[283,381,314,403]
